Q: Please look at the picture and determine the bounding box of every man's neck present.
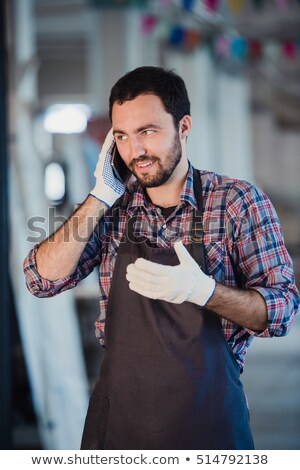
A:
[145,159,189,208]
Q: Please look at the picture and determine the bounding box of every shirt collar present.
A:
[127,161,198,214]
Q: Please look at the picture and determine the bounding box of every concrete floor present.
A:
[242,313,300,450]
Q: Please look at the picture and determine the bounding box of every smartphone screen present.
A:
[111,145,131,183]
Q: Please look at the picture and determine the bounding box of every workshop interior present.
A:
[1,0,300,450]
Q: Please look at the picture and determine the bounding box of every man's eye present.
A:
[116,135,127,141]
[142,130,155,136]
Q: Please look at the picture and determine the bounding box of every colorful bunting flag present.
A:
[215,36,230,57]
[283,41,297,59]
[276,0,288,10]
[141,15,157,34]
[182,0,196,11]
[231,37,248,59]
[169,25,185,45]
[184,29,202,49]
[205,0,220,12]
[248,39,263,59]
[228,0,244,14]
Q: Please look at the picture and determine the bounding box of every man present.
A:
[24,66,299,450]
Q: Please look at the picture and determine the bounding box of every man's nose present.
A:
[129,136,146,160]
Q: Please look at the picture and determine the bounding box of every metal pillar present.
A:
[0,0,12,450]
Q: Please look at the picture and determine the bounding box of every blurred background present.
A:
[1,0,300,451]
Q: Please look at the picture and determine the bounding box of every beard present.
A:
[128,131,182,188]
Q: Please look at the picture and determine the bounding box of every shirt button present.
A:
[162,224,167,229]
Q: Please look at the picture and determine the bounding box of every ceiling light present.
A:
[43,104,91,134]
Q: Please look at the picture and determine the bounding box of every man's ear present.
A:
[179,115,192,140]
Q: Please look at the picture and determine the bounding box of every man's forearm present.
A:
[36,195,108,280]
[207,283,268,332]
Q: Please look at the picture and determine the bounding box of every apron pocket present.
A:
[80,395,110,450]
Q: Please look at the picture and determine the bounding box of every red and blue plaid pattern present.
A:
[23,163,299,370]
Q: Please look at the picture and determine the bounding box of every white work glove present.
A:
[126,241,216,306]
[90,129,126,207]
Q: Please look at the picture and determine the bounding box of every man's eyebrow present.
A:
[113,124,162,135]
[137,124,162,132]
[112,129,123,135]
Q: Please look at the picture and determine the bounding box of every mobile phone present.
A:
[111,145,131,183]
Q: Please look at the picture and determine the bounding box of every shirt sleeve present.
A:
[23,224,103,298]
[227,182,300,338]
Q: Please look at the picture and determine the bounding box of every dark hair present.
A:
[109,66,191,128]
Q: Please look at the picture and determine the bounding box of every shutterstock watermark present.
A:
[26,206,277,245]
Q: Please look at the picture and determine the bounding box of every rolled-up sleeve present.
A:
[228,183,300,338]
[23,226,103,298]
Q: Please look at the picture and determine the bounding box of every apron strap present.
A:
[126,167,206,271]
[192,167,207,272]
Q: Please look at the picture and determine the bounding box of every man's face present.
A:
[112,94,182,188]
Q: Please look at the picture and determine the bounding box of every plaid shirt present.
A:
[24,163,300,370]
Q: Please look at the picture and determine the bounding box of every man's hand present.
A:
[126,241,216,306]
[90,129,126,207]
